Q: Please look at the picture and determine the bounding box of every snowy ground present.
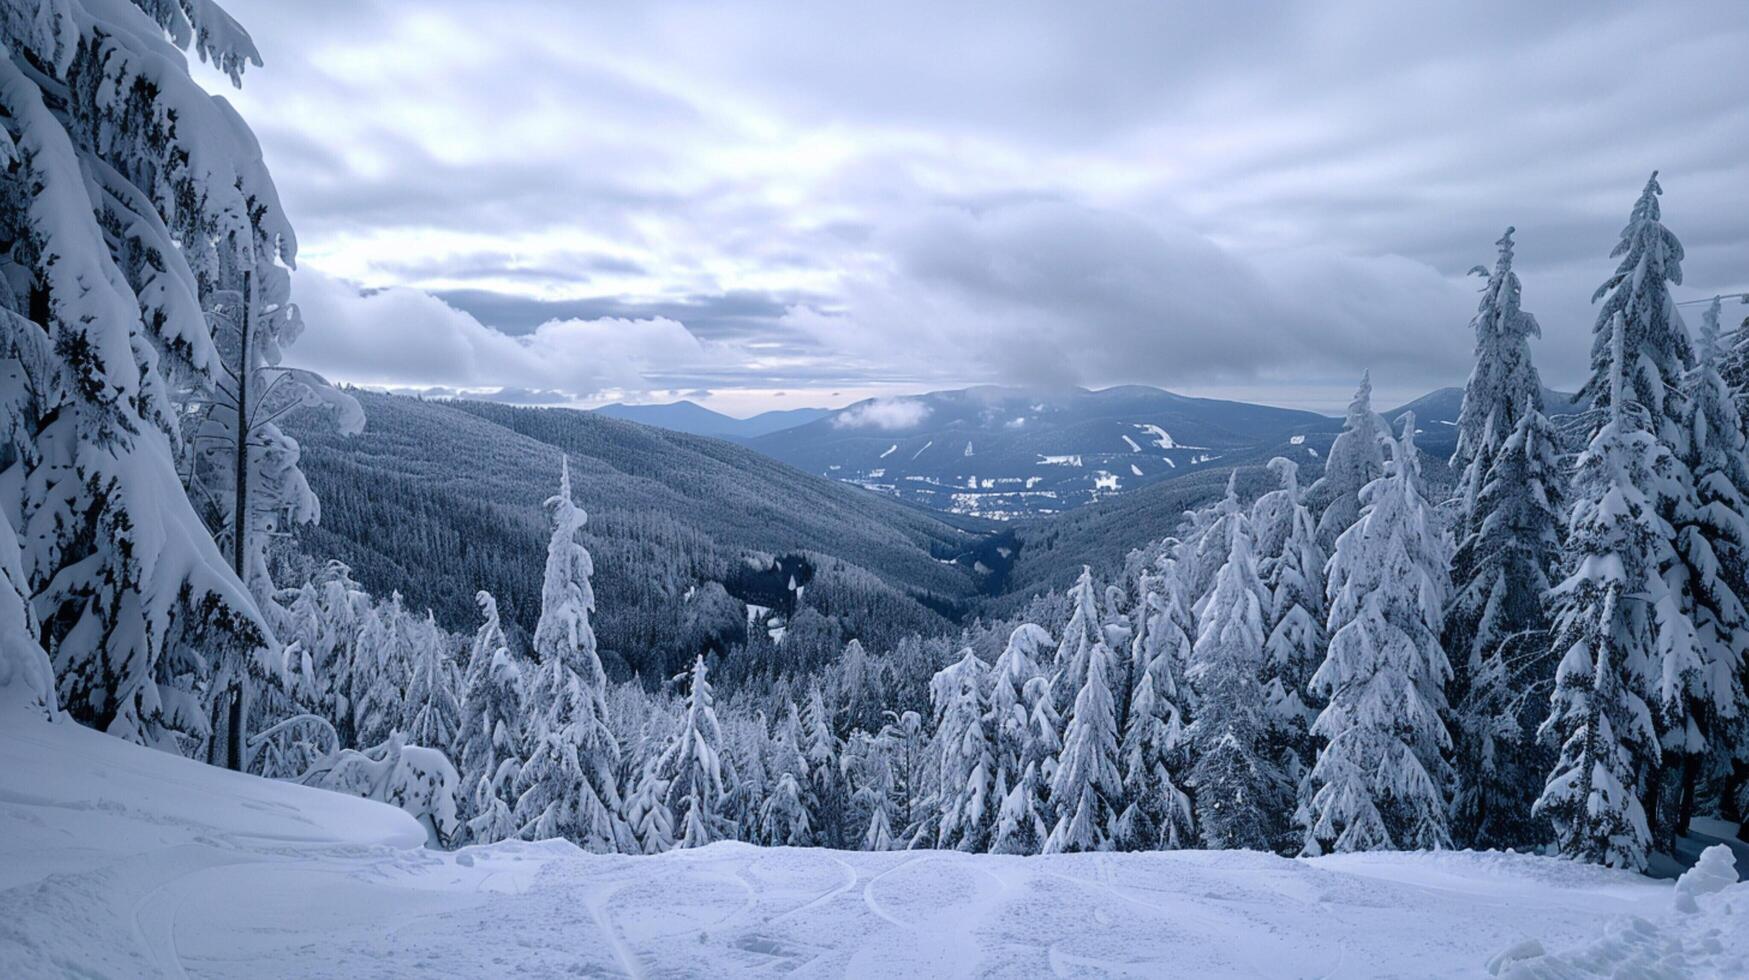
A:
[3,708,1745,978]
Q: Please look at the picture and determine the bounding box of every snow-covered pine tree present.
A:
[1307,372,1391,549]
[1053,566,1104,714]
[1184,474,1246,603]
[1155,555,1198,707]
[992,673,1060,855]
[457,592,525,844]
[514,459,627,852]
[1451,228,1546,519]
[842,729,897,850]
[0,501,54,718]
[800,680,847,846]
[405,635,461,757]
[931,647,995,850]
[1188,513,1286,851]
[760,771,814,846]
[1250,457,1327,783]
[1535,314,1675,871]
[0,0,288,759]
[624,763,675,854]
[1044,641,1121,853]
[283,561,372,746]
[757,699,817,845]
[1719,296,1749,419]
[834,637,882,733]
[654,656,735,848]
[1445,228,1566,849]
[351,594,413,748]
[1114,575,1194,850]
[1665,296,1749,836]
[989,623,1052,793]
[724,712,771,841]
[1582,173,1693,453]
[1568,174,1704,852]
[1300,413,1454,854]
[769,699,810,788]
[860,710,930,848]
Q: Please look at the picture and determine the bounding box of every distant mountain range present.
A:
[742,385,1328,520]
[731,383,1587,520]
[590,400,830,438]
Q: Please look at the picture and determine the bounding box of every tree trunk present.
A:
[1642,759,1664,854]
[225,682,245,771]
[231,270,252,580]
[224,271,253,773]
[1675,752,1701,839]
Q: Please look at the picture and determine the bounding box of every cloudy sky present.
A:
[199,0,1749,415]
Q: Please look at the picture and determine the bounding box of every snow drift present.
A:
[6,706,1746,977]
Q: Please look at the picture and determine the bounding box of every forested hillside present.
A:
[284,392,984,678]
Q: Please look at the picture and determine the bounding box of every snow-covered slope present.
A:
[4,708,1742,978]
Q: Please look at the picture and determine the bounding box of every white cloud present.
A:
[287,270,718,398]
[831,398,932,430]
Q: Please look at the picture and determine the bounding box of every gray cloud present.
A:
[208,0,1749,412]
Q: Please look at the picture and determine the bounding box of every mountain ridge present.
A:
[590,400,830,438]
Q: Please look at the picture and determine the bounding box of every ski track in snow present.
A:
[5,711,1745,978]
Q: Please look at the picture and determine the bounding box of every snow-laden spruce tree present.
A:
[405,637,461,756]
[457,591,525,844]
[276,561,372,746]
[842,729,898,850]
[1044,641,1121,853]
[351,594,413,748]
[1308,372,1391,549]
[1664,297,1749,836]
[989,623,1052,790]
[1445,228,1566,848]
[0,0,291,759]
[514,459,626,851]
[1534,314,1676,871]
[0,506,54,718]
[1451,227,1547,518]
[654,656,735,848]
[760,771,814,846]
[1720,296,1749,418]
[1188,515,1287,851]
[624,763,674,854]
[1575,174,1710,850]
[800,680,847,846]
[1582,173,1693,453]
[1300,413,1454,854]
[993,676,1061,854]
[867,709,930,847]
[724,712,771,840]
[1114,574,1194,850]
[1184,474,1246,603]
[758,700,816,845]
[1053,566,1104,713]
[931,647,995,850]
[1250,457,1327,782]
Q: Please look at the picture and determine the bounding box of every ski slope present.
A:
[2,707,1744,978]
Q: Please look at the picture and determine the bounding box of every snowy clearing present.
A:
[6,710,1743,978]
